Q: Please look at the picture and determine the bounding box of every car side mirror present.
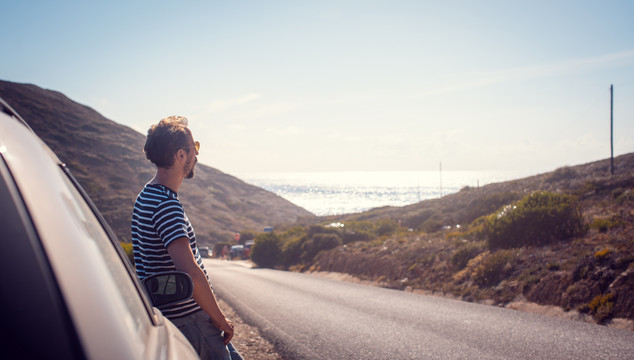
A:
[142,271,193,308]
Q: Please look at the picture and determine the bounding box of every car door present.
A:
[0,105,198,359]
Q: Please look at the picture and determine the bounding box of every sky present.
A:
[2,0,633,175]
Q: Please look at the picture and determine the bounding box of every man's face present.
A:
[183,136,198,179]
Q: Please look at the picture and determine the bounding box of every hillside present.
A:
[339,153,634,227]
[247,153,633,326]
[0,80,315,245]
[306,153,634,326]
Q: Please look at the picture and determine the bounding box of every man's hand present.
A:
[167,238,234,345]
[218,319,234,345]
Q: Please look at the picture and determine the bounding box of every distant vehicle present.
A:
[243,240,255,259]
[230,245,244,260]
[0,98,198,359]
[199,246,212,258]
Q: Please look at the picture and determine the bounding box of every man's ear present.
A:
[173,149,186,163]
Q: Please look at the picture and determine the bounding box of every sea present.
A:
[237,170,534,216]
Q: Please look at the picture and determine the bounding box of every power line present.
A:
[610,84,614,175]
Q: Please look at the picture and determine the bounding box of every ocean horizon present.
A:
[237,170,535,216]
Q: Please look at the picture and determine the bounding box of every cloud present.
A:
[206,93,261,112]
[265,126,304,137]
[250,102,299,118]
[226,123,247,132]
[327,131,362,143]
[412,49,634,98]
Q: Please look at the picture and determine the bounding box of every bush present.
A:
[420,214,443,233]
[251,233,282,268]
[280,236,303,267]
[214,243,232,258]
[459,192,521,225]
[300,233,342,263]
[546,166,577,183]
[237,230,257,244]
[591,215,626,233]
[454,250,516,287]
[483,191,585,249]
[451,242,485,270]
[402,209,438,230]
[587,293,615,323]
[119,241,134,264]
[614,189,633,205]
[278,231,344,267]
[307,225,339,237]
[591,218,611,233]
[341,229,373,244]
[338,221,374,243]
[471,250,516,286]
[375,219,398,236]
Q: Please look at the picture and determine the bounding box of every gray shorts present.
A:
[171,311,230,360]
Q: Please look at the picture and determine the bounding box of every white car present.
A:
[0,98,199,359]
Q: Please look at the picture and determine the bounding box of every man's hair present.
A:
[144,116,192,168]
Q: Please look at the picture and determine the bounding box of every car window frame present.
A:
[0,153,86,359]
[58,164,163,326]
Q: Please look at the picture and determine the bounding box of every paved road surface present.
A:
[206,259,634,359]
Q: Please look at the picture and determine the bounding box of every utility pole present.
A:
[611,84,614,175]
[439,162,443,198]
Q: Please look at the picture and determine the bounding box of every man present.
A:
[131,116,234,359]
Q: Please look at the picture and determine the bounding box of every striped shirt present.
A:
[131,183,210,319]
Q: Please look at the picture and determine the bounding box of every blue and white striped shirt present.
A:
[131,183,209,319]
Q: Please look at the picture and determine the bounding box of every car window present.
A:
[0,155,84,359]
[56,165,153,338]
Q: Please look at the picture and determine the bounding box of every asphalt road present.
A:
[205,259,634,360]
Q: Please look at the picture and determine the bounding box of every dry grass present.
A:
[217,297,282,360]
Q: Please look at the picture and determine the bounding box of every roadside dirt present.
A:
[217,297,282,360]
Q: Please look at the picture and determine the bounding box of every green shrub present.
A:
[375,219,399,236]
[344,221,375,233]
[614,189,633,205]
[546,166,577,183]
[591,218,611,233]
[483,191,585,249]
[237,230,257,243]
[307,225,339,237]
[420,215,443,233]
[280,236,303,267]
[214,243,232,259]
[341,229,373,244]
[587,293,615,323]
[119,241,134,264]
[402,209,438,229]
[471,250,516,287]
[451,242,485,270]
[591,215,626,233]
[251,232,282,268]
[453,249,516,287]
[459,192,521,225]
[339,221,375,243]
[575,181,600,196]
[300,233,342,263]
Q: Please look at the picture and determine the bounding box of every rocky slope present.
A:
[0,80,315,245]
[309,153,634,325]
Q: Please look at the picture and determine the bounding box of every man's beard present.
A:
[185,157,197,179]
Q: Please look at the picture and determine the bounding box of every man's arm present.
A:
[167,237,234,344]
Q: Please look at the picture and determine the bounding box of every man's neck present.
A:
[151,167,184,193]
